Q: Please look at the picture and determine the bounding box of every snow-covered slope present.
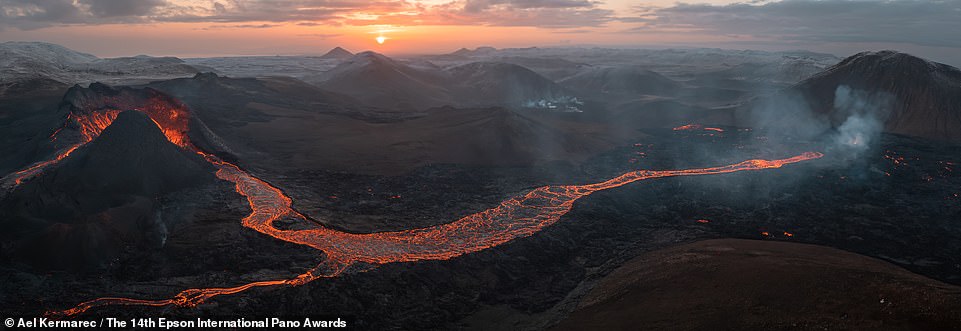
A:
[0,42,199,91]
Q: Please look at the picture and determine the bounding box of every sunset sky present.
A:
[1,0,959,64]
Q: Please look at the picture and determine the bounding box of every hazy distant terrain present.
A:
[0,42,199,88]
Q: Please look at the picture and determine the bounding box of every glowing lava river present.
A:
[1,98,824,317]
[47,150,823,317]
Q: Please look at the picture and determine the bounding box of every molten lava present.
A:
[7,145,79,186]
[138,97,191,147]
[673,124,702,131]
[74,110,120,145]
[2,95,190,188]
[51,150,822,317]
[15,89,823,317]
[217,152,823,265]
[50,259,349,318]
[673,124,725,133]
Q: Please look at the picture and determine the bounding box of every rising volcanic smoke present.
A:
[829,85,892,159]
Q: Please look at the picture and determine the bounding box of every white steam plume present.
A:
[829,85,893,159]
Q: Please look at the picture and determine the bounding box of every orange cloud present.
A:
[1,0,615,30]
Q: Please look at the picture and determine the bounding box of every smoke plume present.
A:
[828,85,893,160]
[745,84,893,162]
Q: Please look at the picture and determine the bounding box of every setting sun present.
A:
[376,36,387,44]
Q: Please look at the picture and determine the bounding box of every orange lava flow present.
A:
[138,97,191,148]
[673,124,725,133]
[76,110,121,143]
[250,152,824,265]
[2,96,190,188]
[25,91,824,318]
[51,151,822,317]
[673,124,702,131]
[3,110,119,187]
[49,259,349,317]
[7,145,79,186]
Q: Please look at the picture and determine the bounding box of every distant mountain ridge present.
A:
[321,46,354,59]
[559,66,681,98]
[306,51,578,111]
[306,51,452,110]
[446,62,574,108]
[0,41,199,90]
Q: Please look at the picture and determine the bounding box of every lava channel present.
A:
[50,149,823,317]
[673,123,725,133]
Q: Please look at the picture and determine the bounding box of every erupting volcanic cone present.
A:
[1,82,222,189]
[0,110,214,270]
[50,110,212,196]
[57,83,192,148]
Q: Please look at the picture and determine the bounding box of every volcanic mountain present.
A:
[320,46,354,60]
[708,58,830,85]
[306,52,579,110]
[0,82,197,186]
[487,56,588,80]
[305,51,452,110]
[0,41,98,74]
[0,110,215,270]
[32,110,212,200]
[451,48,473,57]
[422,47,498,62]
[446,62,574,108]
[149,72,361,121]
[51,82,197,150]
[559,66,681,99]
[792,51,961,143]
[450,46,497,57]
